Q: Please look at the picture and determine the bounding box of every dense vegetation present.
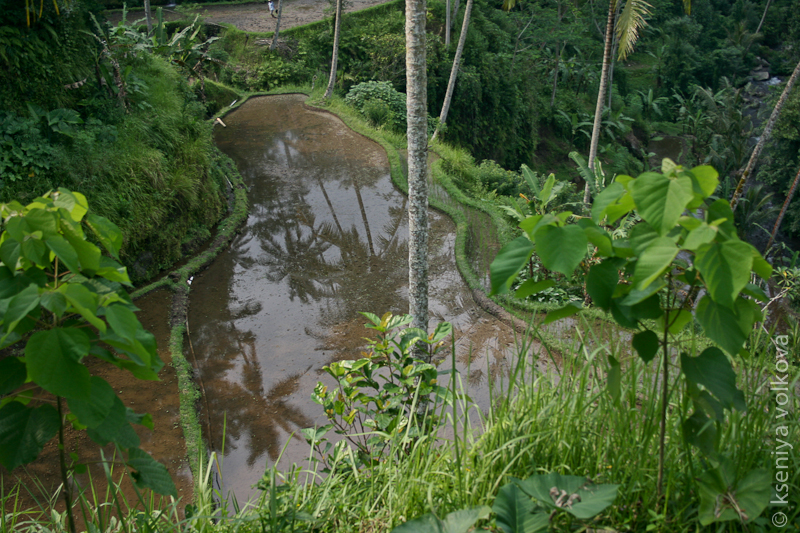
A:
[2,0,800,531]
[0,3,232,282]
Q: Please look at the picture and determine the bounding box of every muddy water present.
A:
[189,94,533,501]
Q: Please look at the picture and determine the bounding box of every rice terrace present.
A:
[0,0,799,531]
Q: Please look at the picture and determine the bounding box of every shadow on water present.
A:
[193,95,539,501]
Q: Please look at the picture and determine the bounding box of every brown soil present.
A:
[107,0,394,34]
[0,290,193,522]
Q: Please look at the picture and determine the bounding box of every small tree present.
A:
[0,190,175,533]
[491,160,772,520]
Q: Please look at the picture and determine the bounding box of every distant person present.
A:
[268,0,277,18]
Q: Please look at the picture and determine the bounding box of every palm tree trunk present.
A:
[144,0,153,34]
[270,0,284,51]
[432,0,472,141]
[766,164,800,251]
[324,0,343,99]
[731,58,800,209]
[445,0,451,47]
[585,0,616,204]
[406,0,429,337]
[551,42,563,108]
[754,0,771,37]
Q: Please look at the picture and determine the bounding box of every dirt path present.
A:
[108,0,393,34]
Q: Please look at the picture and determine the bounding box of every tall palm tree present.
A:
[406,0,429,338]
[432,0,473,141]
[270,0,284,51]
[730,58,800,210]
[584,0,652,203]
[767,165,800,251]
[324,0,344,99]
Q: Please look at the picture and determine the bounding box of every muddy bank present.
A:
[107,0,395,34]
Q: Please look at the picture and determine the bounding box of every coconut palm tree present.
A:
[767,165,800,251]
[730,58,800,210]
[432,0,473,141]
[324,0,344,99]
[584,0,653,203]
[270,0,284,51]
[406,0,429,337]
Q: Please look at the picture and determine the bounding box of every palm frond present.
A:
[616,0,652,60]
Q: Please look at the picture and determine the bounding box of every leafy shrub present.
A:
[345,81,407,132]
[475,160,522,196]
[0,112,57,186]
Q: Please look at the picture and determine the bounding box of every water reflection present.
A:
[191,95,526,500]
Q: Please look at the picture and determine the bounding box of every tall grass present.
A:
[3,319,796,531]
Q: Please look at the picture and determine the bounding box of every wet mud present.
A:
[107,0,394,35]
[191,95,542,501]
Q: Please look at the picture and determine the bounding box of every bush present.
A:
[345,81,407,132]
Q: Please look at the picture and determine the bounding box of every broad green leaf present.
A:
[0,240,21,270]
[62,224,100,273]
[750,248,772,280]
[97,256,130,284]
[607,355,621,404]
[104,304,139,343]
[2,283,40,334]
[23,209,58,237]
[493,481,549,533]
[620,280,665,306]
[591,182,625,223]
[515,279,555,299]
[695,296,747,356]
[604,192,636,224]
[631,172,693,235]
[683,410,717,457]
[632,237,678,290]
[86,396,140,448]
[25,328,92,400]
[67,376,116,429]
[578,219,613,256]
[586,260,620,310]
[632,330,660,363]
[55,189,88,222]
[0,357,26,396]
[536,225,587,276]
[542,302,582,324]
[610,299,639,329]
[681,348,746,411]
[540,174,555,204]
[86,213,123,259]
[490,236,534,295]
[629,221,659,257]
[631,293,664,319]
[698,460,770,525]
[741,283,768,302]
[695,240,752,307]
[21,237,49,268]
[517,473,619,520]
[61,283,106,332]
[706,199,737,241]
[682,223,717,251]
[40,291,68,317]
[518,214,546,237]
[656,309,693,334]
[678,215,702,230]
[688,166,719,198]
[45,236,81,274]
[0,403,59,470]
[127,447,178,497]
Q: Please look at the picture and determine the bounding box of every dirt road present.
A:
[108,0,393,34]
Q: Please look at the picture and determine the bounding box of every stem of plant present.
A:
[657,277,671,505]
[57,396,77,533]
